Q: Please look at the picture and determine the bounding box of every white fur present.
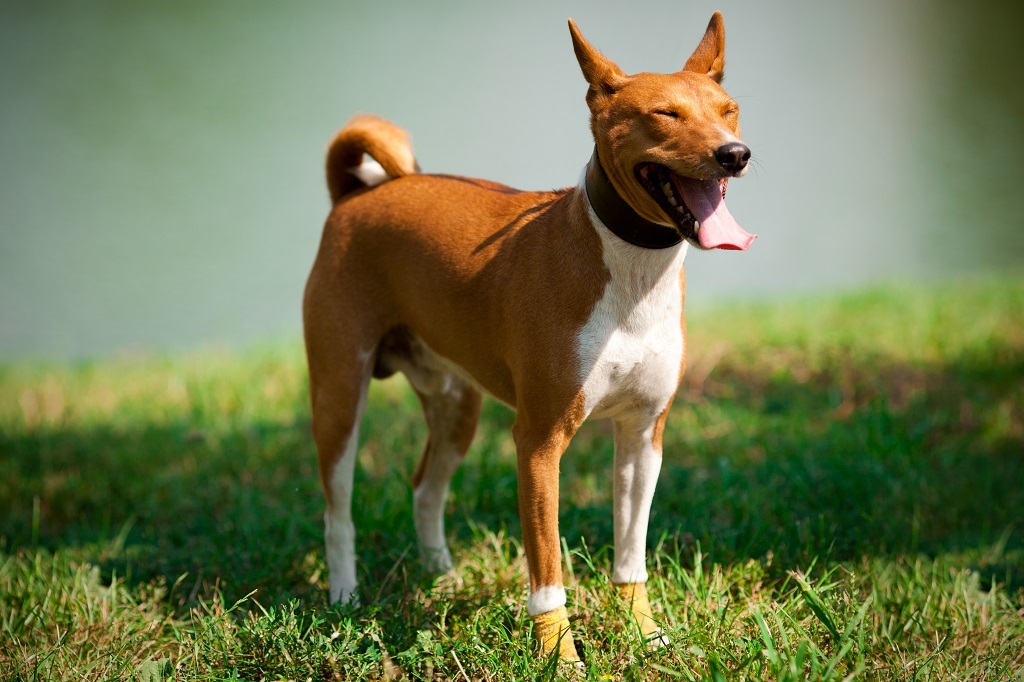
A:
[413,484,455,572]
[578,183,687,587]
[412,451,456,562]
[528,585,567,616]
[325,427,360,604]
[577,206,687,422]
[348,159,390,187]
[611,419,662,584]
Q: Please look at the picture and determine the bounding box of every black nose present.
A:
[715,143,750,173]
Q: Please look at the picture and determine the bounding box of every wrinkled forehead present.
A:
[622,71,734,110]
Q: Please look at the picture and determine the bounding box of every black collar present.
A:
[584,148,683,249]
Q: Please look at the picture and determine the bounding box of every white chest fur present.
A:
[577,205,687,422]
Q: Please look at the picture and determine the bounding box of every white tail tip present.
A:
[348,158,390,187]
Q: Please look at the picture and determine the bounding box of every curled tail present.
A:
[325,114,418,204]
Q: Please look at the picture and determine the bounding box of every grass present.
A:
[1,274,1023,681]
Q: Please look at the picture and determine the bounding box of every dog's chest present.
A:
[577,231,687,421]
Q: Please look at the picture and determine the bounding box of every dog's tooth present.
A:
[667,196,677,207]
[693,220,700,232]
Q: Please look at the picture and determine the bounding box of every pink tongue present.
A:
[675,177,755,250]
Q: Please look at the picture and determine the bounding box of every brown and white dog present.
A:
[303,12,754,662]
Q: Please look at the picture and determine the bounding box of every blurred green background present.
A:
[1,0,1021,360]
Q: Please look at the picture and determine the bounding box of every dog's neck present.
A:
[583,148,684,250]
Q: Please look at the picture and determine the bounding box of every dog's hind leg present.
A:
[312,361,372,605]
[409,377,481,571]
[377,329,482,572]
[376,327,483,569]
[313,375,372,606]
[305,305,376,604]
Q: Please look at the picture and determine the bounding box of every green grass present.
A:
[2,274,1023,681]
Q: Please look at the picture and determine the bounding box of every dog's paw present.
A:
[561,659,587,679]
[330,585,361,608]
[645,628,670,650]
[420,546,454,574]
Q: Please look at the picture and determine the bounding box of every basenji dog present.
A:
[303,12,754,662]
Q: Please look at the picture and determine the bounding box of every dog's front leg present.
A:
[513,411,584,663]
[612,410,670,646]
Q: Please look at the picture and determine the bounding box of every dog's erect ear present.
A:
[682,11,726,83]
[568,19,627,101]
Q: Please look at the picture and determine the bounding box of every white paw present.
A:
[646,628,670,649]
[420,546,454,573]
[330,585,360,608]
[562,659,586,679]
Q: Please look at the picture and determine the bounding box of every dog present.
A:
[303,12,754,662]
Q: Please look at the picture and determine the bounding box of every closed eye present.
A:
[653,109,680,119]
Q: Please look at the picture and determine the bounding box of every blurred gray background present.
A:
[1,0,1021,360]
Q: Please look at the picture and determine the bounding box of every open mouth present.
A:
[635,163,753,250]
[635,163,725,244]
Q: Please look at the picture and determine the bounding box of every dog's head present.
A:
[570,13,754,250]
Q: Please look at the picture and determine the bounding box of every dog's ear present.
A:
[682,11,726,83]
[568,19,627,102]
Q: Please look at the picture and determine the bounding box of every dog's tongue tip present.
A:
[676,177,755,251]
[710,233,756,251]
[703,221,756,250]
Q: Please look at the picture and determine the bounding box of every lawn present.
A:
[1,275,1022,680]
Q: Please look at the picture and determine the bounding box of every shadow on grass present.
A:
[1,341,1022,618]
